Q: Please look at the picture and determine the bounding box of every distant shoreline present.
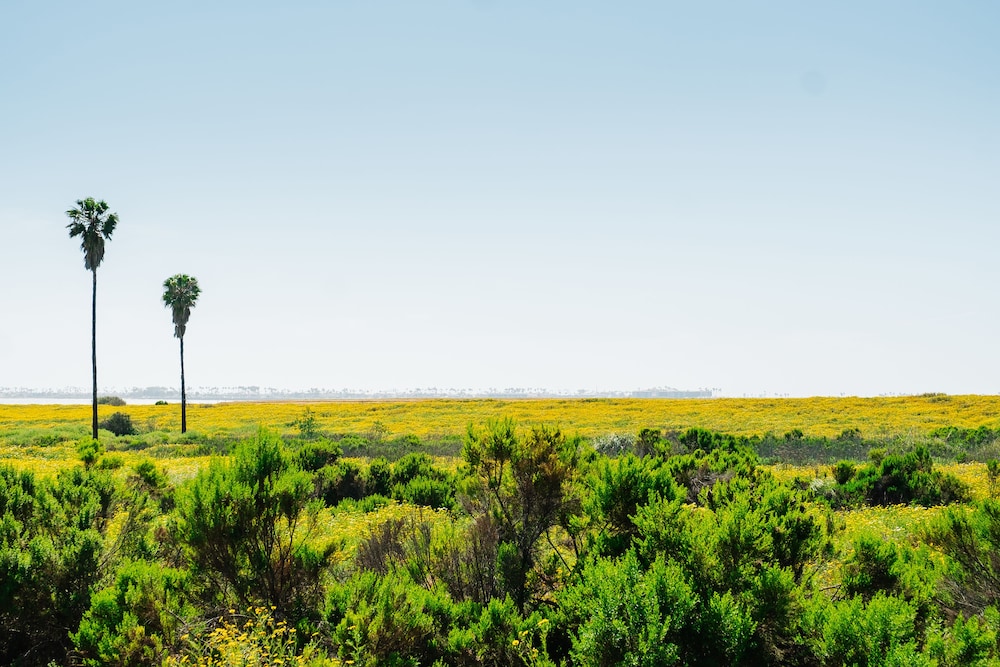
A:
[0,388,715,403]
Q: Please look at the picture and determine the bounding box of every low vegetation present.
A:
[2,399,1000,665]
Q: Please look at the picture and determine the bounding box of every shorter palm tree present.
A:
[162,274,201,433]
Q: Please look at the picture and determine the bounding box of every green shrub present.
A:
[391,452,438,486]
[78,437,103,467]
[0,466,138,666]
[97,396,127,406]
[586,454,680,557]
[366,457,392,496]
[337,434,368,455]
[393,476,454,509]
[819,594,922,667]
[835,447,970,508]
[327,571,453,667]
[833,460,856,485]
[316,461,366,505]
[99,412,136,437]
[924,611,998,667]
[560,551,696,666]
[72,560,194,667]
[97,454,125,470]
[462,420,582,612]
[292,407,320,439]
[175,430,334,614]
[296,439,342,472]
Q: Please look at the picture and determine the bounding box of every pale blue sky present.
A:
[2,1,998,397]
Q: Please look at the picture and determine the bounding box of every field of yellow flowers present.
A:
[3,394,1000,441]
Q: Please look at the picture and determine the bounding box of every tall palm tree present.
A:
[66,197,119,439]
[162,274,201,433]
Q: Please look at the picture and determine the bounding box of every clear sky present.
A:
[2,1,998,397]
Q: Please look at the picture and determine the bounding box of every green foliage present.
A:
[585,454,680,557]
[11,417,1000,665]
[0,465,142,666]
[834,446,970,507]
[816,594,924,667]
[0,425,88,447]
[175,430,334,615]
[462,419,582,611]
[931,425,1000,449]
[925,500,1000,615]
[366,457,392,496]
[633,456,828,664]
[559,550,696,666]
[841,533,903,601]
[635,428,662,457]
[923,610,1000,667]
[294,408,320,440]
[97,396,127,406]
[315,460,367,505]
[78,437,103,467]
[394,476,455,509]
[296,439,342,472]
[676,427,745,454]
[833,459,856,485]
[327,570,453,667]
[99,411,137,437]
[389,453,455,509]
[988,459,1000,499]
[662,446,759,504]
[162,273,201,339]
[72,560,195,667]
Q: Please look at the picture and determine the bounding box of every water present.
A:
[0,397,223,405]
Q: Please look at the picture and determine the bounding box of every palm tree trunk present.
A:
[91,268,98,439]
[180,335,187,434]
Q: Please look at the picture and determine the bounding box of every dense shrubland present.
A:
[3,416,1000,665]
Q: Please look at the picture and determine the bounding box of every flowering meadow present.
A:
[3,393,1000,441]
[4,397,1000,665]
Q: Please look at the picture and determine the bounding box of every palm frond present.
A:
[163,274,201,338]
[65,197,118,271]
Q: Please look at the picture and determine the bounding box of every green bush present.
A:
[0,465,140,666]
[72,560,194,667]
[818,594,922,667]
[393,476,454,509]
[99,412,137,437]
[366,457,392,496]
[835,447,970,508]
[175,430,334,614]
[327,571,454,667]
[462,420,582,611]
[97,396,127,406]
[833,460,856,485]
[316,461,367,505]
[925,500,1000,615]
[78,437,104,467]
[560,551,696,666]
[585,454,680,557]
[296,439,342,472]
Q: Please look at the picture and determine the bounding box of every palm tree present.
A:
[162,274,201,433]
[66,197,119,439]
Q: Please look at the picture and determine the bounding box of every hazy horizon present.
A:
[3,2,998,398]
